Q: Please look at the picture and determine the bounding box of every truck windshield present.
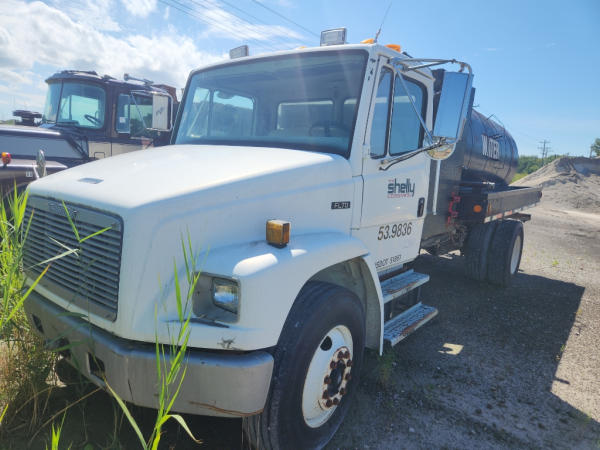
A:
[174,50,367,157]
[43,82,107,130]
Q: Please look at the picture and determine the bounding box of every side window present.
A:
[212,90,254,137]
[130,93,154,138]
[369,68,392,158]
[115,94,130,133]
[389,75,425,155]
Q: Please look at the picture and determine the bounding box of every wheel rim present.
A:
[301,325,353,428]
[510,234,522,274]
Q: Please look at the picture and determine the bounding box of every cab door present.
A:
[352,59,431,275]
[111,92,153,156]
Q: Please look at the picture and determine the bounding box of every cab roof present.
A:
[45,70,171,94]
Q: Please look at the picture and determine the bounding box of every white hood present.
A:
[29,145,350,211]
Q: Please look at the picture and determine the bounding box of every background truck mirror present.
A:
[151,93,171,131]
[433,71,474,141]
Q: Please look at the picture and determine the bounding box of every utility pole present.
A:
[538,140,551,165]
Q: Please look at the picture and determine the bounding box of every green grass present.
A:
[511,172,528,183]
[107,235,201,449]
[0,188,56,435]
[0,189,200,448]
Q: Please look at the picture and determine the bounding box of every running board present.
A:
[380,270,430,304]
[383,303,438,347]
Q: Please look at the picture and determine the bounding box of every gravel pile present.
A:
[512,156,600,213]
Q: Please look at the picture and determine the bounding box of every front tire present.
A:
[243,282,365,450]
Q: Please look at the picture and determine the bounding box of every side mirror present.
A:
[151,93,172,132]
[430,71,473,158]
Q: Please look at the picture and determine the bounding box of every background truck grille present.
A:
[23,196,123,321]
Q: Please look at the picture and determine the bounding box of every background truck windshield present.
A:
[43,82,106,129]
[174,50,367,157]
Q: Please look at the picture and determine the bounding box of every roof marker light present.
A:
[229,45,249,59]
[361,38,375,44]
[385,44,402,52]
[320,28,347,46]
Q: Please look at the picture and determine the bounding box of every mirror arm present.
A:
[392,58,473,76]
[379,140,447,171]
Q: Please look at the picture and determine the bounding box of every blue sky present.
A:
[0,0,598,156]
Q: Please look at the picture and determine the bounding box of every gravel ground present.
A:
[329,203,600,449]
[3,204,599,449]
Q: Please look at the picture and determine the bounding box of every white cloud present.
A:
[191,0,303,42]
[57,0,121,32]
[0,0,224,89]
[0,68,34,86]
[121,0,157,18]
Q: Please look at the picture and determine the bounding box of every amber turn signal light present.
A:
[473,204,483,213]
[1,152,11,165]
[266,220,290,248]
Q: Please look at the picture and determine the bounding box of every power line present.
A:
[158,0,281,53]
[538,139,551,165]
[187,0,303,47]
[250,0,320,38]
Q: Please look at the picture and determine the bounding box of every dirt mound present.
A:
[512,157,600,213]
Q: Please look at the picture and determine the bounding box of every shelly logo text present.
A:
[387,178,415,198]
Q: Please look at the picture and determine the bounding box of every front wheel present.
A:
[243,282,365,450]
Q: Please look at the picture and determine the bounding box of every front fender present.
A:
[186,232,371,351]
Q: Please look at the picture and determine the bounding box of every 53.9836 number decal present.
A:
[377,222,412,241]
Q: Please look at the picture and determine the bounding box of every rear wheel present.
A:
[243,282,365,450]
[486,220,524,287]
[463,222,497,282]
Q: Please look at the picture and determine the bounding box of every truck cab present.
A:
[23,34,534,449]
[0,70,176,195]
[41,70,175,158]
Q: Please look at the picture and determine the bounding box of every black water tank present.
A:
[455,109,518,185]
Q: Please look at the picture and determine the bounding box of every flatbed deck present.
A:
[458,183,542,224]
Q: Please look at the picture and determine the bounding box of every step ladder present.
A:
[381,270,438,347]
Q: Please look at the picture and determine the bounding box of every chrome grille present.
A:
[24,196,123,321]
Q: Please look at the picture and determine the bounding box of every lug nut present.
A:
[346,359,353,367]
[324,375,332,384]
[344,350,350,358]
[332,397,339,405]
[325,399,333,407]
[345,373,352,381]
[338,351,345,359]
[322,391,329,399]
[340,388,347,396]
[330,361,337,369]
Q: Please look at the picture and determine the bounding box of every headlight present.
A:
[212,278,239,314]
[192,274,239,322]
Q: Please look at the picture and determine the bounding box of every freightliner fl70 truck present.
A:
[0,70,176,196]
[23,30,541,449]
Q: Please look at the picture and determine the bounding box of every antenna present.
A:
[374,2,392,43]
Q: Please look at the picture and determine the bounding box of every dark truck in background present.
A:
[0,70,177,196]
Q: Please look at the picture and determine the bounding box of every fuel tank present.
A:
[455,109,518,186]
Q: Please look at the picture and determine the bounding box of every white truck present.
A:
[24,30,541,449]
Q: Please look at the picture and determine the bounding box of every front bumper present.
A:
[25,291,274,417]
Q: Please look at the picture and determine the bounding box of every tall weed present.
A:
[0,189,55,433]
[108,234,201,449]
